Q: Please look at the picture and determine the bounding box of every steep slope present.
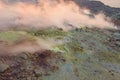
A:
[0,28,120,80]
[74,0,120,27]
[75,0,120,16]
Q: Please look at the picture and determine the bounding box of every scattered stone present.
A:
[18,52,29,60]
[0,63,9,72]
[113,32,120,39]
[111,73,114,76]
[34,69,43,77]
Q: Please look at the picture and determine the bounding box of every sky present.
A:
[94,0,120,7]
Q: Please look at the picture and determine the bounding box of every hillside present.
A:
[0,27,120,80]
[75,0,120,16]
[0,0,120,80]
[74,0,120,27]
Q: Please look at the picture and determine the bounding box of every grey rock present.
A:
[34,69,44,77]
[0,63,9,72]
[113,32,120,39]
[18,52,28,60]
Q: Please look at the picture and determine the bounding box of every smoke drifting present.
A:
[0,0,118,56]
[0,37,57,56]
[0,0,116,30]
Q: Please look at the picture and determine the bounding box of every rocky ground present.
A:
[0,27,120,80]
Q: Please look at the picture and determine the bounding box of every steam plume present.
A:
[0,0,116,30]
[0,0,117,56]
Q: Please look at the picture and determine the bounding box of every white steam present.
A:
[0,0,116,30]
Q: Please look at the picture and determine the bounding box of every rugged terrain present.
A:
[0,0,120,80]
[0,27,120,80]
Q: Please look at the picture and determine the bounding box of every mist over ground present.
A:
[0,0,116,30]
[0,1,120,80]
